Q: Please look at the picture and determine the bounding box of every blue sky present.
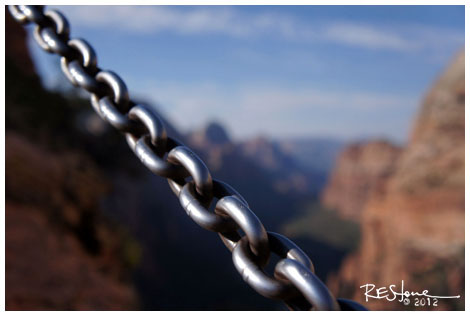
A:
[27,5,464,143]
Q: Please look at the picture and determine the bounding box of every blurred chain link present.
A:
[8,5,367,311]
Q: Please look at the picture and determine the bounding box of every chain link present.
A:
[8,5,367,311]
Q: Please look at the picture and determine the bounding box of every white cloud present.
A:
[322,22,415,51]
[55,5,463,53]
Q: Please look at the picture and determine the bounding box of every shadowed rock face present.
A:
[5,133,138,310]
[5,11,138,311]
[5,7,35,76]
[327,50,465,311]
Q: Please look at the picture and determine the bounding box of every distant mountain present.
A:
[190,121,231,147]
[239,136,329,195]
[188,124,344,196]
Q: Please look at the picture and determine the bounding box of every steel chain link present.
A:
[8,5,367,311]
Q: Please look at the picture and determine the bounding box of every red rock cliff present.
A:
[327,50,464,310]
[321,140,402,221]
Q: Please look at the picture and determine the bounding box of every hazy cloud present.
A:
[133,81,419,141]
[56,6,463,53]
[322,22,415,51]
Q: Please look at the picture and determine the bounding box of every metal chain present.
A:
[8,5,366,311]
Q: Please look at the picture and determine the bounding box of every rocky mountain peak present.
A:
[190,121,231,147]
[411,50,464,145]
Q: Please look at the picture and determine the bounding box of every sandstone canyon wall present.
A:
[326,50,464,310]
[322,140,402,221]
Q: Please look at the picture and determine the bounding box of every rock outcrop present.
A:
[327,50,465,310]
[190,121,231,147]
[321,140,402,221]
[5,133,138,310]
